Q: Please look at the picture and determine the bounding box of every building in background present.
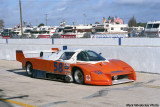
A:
[91,16,128,38]
[53,24,92,38]
[128,26,144,37]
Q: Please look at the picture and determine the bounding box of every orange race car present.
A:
[16,48,136,85]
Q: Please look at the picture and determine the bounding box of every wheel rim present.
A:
[26,64,32,75]
[74,70,84,84]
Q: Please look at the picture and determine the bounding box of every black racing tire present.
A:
[26,62,33,77]
[73,69,84,84]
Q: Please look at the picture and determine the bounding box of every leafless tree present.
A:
[0,20,4,29]
[128,16,137,27]
[95,22,100,24]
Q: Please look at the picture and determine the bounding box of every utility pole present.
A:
[45,14,48,26]
[83,14,86,26]
[19,0,23,37]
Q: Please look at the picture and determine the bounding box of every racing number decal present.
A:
[54,62,63,73]
[54,62,58,71]
[59,63,63,73]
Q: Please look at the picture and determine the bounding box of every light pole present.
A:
[19,0,23,37]
[45,14,48,26]
[83,14,86,26]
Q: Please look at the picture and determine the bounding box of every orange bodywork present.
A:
[16,49,136,85]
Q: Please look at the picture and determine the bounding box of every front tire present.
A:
[26,63,33,77]
[73,69,84,84]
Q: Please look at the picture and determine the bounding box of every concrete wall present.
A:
[68,46,160,74]
[122,38,160,46]
[0,39,7,44]
[0,38,119,46]
[0,38,160,74]
[6,39,52,45]
[1,38,160,46]
[54,38,118,46]
[0,44,63,60]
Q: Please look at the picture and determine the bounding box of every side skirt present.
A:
[32,69,66,80]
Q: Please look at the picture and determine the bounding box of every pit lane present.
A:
[0,60,160,107]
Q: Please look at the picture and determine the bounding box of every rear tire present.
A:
[73,69,84,84]
[26,63,33,77]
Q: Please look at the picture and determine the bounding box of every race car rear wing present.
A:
[16,48,59,62]
[16,50,25,62]
[51,48,59,52]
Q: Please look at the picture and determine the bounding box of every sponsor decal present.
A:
[94,71,103,74]
[112,70,123,73]
[64,66,69,69]
[64,71,71,75]
[102,62,106,65]
[64,63,70,70]
[86,75,91,81]
[65,63,70,66]
[72,58,75,61]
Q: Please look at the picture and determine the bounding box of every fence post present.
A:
[52,38,54,44]
[118,37,121,46]
[6,39,8,44]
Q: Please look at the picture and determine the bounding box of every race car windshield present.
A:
[77,50,106,61]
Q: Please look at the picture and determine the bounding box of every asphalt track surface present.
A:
[0,60,160,107]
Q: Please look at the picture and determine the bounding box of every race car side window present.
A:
[77,50,106,61]
[77,52,88,61]
[60,52,75,60]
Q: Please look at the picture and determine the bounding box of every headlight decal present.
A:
[111,70,123,73]
[94,71,103,74]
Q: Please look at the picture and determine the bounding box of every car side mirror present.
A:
[99,53,102,56]
[40,51,43,57]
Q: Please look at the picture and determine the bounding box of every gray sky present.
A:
[0,0,160,27]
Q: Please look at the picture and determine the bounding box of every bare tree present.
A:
[0,20,4,29]
[95,22,100,24]
[128,16,137,27]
